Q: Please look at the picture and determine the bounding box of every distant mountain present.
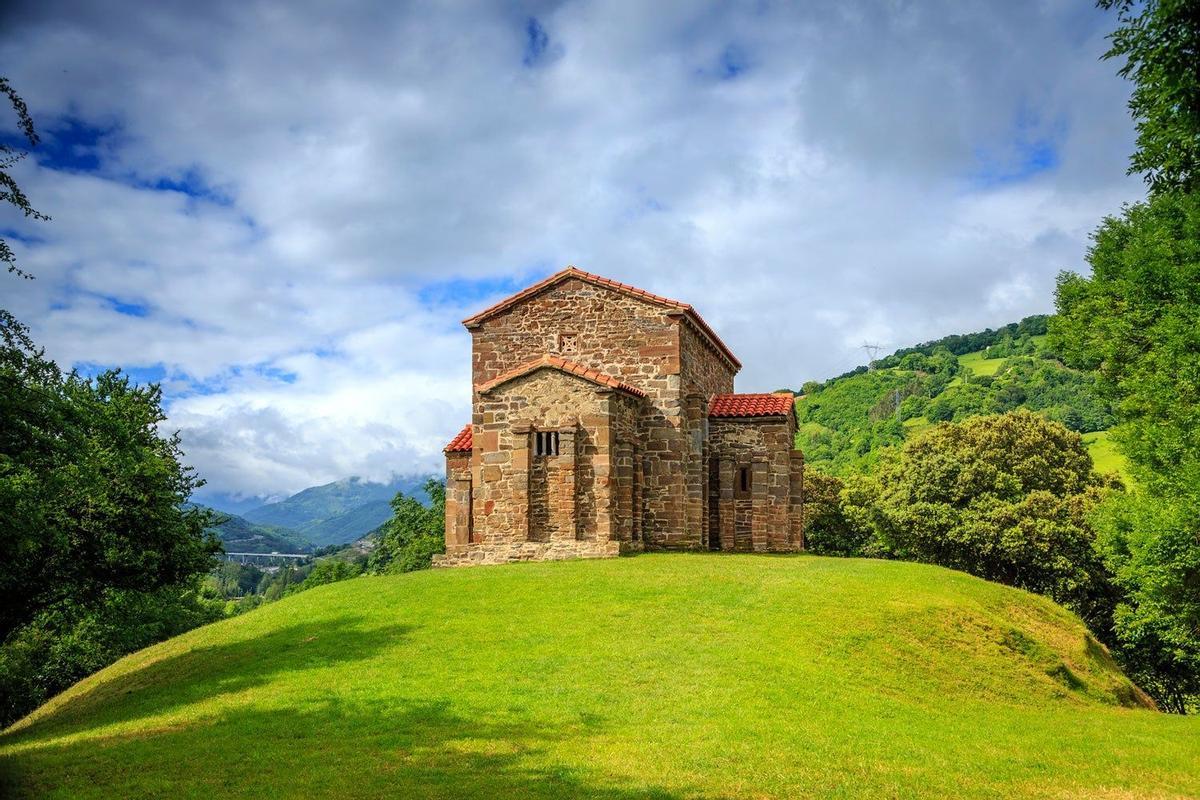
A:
[243,475,433,547]
[293,499,394,546]
[200,508,314,554]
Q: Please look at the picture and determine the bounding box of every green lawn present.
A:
[957,348,1006,377]
[1083,429,1132,480]
[3,555,1197,799]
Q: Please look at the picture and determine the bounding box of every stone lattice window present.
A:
[557,333,578,354]
[535,430,560,457]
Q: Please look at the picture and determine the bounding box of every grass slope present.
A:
[1081,429,1132,479]
[957,347,1006,377]
[957,335,1050,378]
[3,555,1197,799]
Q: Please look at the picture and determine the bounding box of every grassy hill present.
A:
[3,555,1196,799]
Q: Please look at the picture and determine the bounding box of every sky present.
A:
[0,0,1144,507]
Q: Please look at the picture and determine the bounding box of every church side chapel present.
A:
[437,266,805,566]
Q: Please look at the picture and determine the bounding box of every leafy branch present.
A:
[1,76,50,279]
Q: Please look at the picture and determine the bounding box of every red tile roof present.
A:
[444,424,472,453]
[709,393,796,419]
[461,266,741,370]
[476,354,648,398]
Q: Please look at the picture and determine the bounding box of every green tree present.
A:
[209,561,264,599]
[844,411,1119,633]
[0,313,221,724]
[800,470,871,556]
[1100,0,1200,193]
[1051,189,1200,712]
[1,312,220,641]
[1091,493,1200,713]
[1,77,49,279]
[291,558,364,593]
[369,479,446,574]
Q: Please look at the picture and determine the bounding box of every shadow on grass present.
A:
[3,615,413,744]
[2,696,717,799]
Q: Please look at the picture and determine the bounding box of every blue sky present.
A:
[0,0,1142,503]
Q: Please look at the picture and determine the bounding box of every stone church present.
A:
[436,266,805,566]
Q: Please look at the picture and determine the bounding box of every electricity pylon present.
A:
[861,342,884,370]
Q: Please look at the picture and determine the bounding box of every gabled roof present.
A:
[444,424,472,453]
[709,393,796,419]
[476,354,647,398]
[461,266,741,371]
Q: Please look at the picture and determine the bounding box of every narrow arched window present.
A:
[736,465,751,498]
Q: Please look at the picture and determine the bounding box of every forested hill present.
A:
[199,508,314,554]
[795,315,1121,476]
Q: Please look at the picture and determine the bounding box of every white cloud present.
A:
[0,0,1144,497]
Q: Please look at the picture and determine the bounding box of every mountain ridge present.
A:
[198,507,314,554]
[241,475,434,547]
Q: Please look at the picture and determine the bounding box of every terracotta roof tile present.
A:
[709,393,796,419]
[461,266,741,370]
[444,424,472,453]
[476,354,648,398]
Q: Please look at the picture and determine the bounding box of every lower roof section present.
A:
[708,393,796,419]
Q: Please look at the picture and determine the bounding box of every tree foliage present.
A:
[1091,492,1200,713]
[0,312,221,725]
[1052,192,1200,493]
[842,411,1119,633]
[0,76,49,279]
[369,479,446,574]
[1099,0,1200,193]
[1051,189,1200,712]
[800,470,873,557]
[0,584,222,726]
[924,357,1115,433]
[0,312,220,642]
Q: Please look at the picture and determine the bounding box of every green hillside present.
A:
[957,346,1009,377]
[202,508,313,554]
[3,555,1196,799]
[1081,429,1127,476]
[243,476,431,547]
[294,499,395,546]
[795,318,1127,478]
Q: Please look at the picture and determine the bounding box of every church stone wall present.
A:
[469,278,689,550]
[436,369,629,566]
[707,415,803,553]
[469,278,681,394]
[678,321,736,399]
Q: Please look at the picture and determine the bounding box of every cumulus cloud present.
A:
[0,0,1142,499]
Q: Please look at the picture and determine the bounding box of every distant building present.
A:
[437,267,804,566]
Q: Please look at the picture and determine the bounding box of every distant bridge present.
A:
[220,552,311,567]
